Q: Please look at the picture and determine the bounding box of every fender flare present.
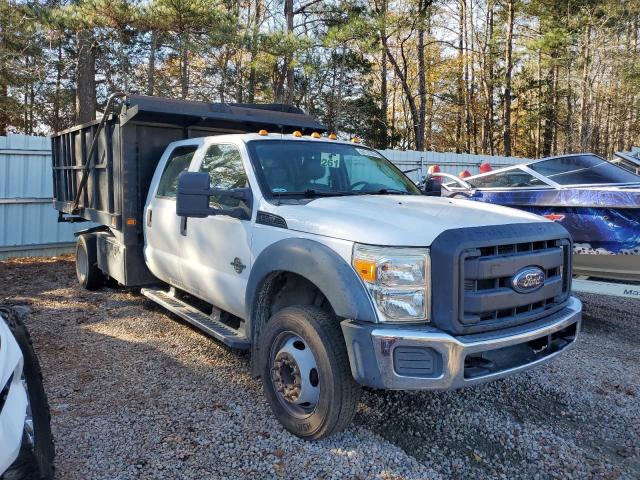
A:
[246,238,378,363]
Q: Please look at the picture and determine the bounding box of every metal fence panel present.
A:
[380,149,525,183]
[0,134,87,259]
[1,134,530,259]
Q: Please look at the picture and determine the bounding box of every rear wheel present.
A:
[259,306,361,440]
[75,235,103,290]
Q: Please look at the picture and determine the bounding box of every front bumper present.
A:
[0,318,27,475]
[341,296,582,390]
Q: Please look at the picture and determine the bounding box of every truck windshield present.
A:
[246,140,420,197]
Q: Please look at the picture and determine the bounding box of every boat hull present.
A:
[445,188,640,282]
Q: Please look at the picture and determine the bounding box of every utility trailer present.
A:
[52,93,325,286]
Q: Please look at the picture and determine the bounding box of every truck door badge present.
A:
[231,257,246,274]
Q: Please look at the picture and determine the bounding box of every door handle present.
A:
[180,216,187,236]
[147,209,153,227]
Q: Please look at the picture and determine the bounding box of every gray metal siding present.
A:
[1,134,529,260]
[0,134,88,259]
[381,149,524,183]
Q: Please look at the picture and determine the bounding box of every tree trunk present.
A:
[382,36,421,150]
[455,0,464,153]
[481,0,494,154]
[579,25,591,150]
[147,31,157,96]
[565,63,573,153]
[462,0,472,152]
[378,0,388,148]
[425,10,434,149]
[284,0,294,104]
[552,64,559,155]
[502,0,515,156]
[0,83,7,134]
[542,59,557,157]
[416,0,427,151]
[54,40,62,132]
[247,0,262,103]
[180,33,189,99]
[76,29,96,123]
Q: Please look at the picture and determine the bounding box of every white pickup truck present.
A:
[53,94,582,439]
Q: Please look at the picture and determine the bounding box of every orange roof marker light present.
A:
[258,129,269,136]
[351,137,361,144]
[328,133,337,140]
[459,170,472,179]
[311,132,321,139]
[292,130,303,137]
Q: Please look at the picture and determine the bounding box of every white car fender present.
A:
[0,317,27,475]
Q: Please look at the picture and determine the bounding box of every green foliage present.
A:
[0,0,638,157]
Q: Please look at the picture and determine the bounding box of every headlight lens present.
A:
[352,244,430,322]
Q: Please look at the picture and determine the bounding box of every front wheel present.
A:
[259,306,361,440]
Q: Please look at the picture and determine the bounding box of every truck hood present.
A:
[275,195,547,246]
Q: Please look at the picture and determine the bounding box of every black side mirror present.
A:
[176,172,252,219]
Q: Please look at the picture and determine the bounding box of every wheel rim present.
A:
[21,374,34,446]
[270,332,320,418]
[76,244,87,281]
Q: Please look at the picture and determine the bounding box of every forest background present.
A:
[1,0,639,158]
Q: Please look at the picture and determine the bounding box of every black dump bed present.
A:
[51,93,325,285]
[52,94,325,229]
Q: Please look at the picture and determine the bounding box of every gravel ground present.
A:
[0,255,638,479]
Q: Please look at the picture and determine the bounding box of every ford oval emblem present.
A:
[511,267,546,293]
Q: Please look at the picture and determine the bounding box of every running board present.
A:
[141,288,250,350]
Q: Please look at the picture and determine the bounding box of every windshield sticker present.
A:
[320,153,340,168]
[272,188,288,193]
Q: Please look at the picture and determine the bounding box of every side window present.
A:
[200,144,249,209]
[468,170,547,188]
[156,146,198,198]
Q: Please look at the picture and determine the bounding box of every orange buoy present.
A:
[479,162,492,173]
[427,165,442,183]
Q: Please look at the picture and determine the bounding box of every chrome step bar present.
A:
[141,288,250,350]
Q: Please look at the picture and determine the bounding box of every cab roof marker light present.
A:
[292,130,303,137]
[311,132,321,139]
[258,129,269,136]
[328,133,337,140]
[351,137,361,144]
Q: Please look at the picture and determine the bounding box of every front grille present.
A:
[460,239,571,331]
[430,222,573,335]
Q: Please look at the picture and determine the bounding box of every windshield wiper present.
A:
[273,190,356,198]
[358,188,415,195]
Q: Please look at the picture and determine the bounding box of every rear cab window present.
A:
[156,146,198,198]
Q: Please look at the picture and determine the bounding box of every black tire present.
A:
[0,307,55,480]
[75,234,104,290]
[259,306,361,440]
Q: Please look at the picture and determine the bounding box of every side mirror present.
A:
[176,172,252,219]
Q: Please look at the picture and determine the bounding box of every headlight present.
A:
[352,244,430,322]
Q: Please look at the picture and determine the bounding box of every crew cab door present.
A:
[179,142,254,318]
[144,143,199,287]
